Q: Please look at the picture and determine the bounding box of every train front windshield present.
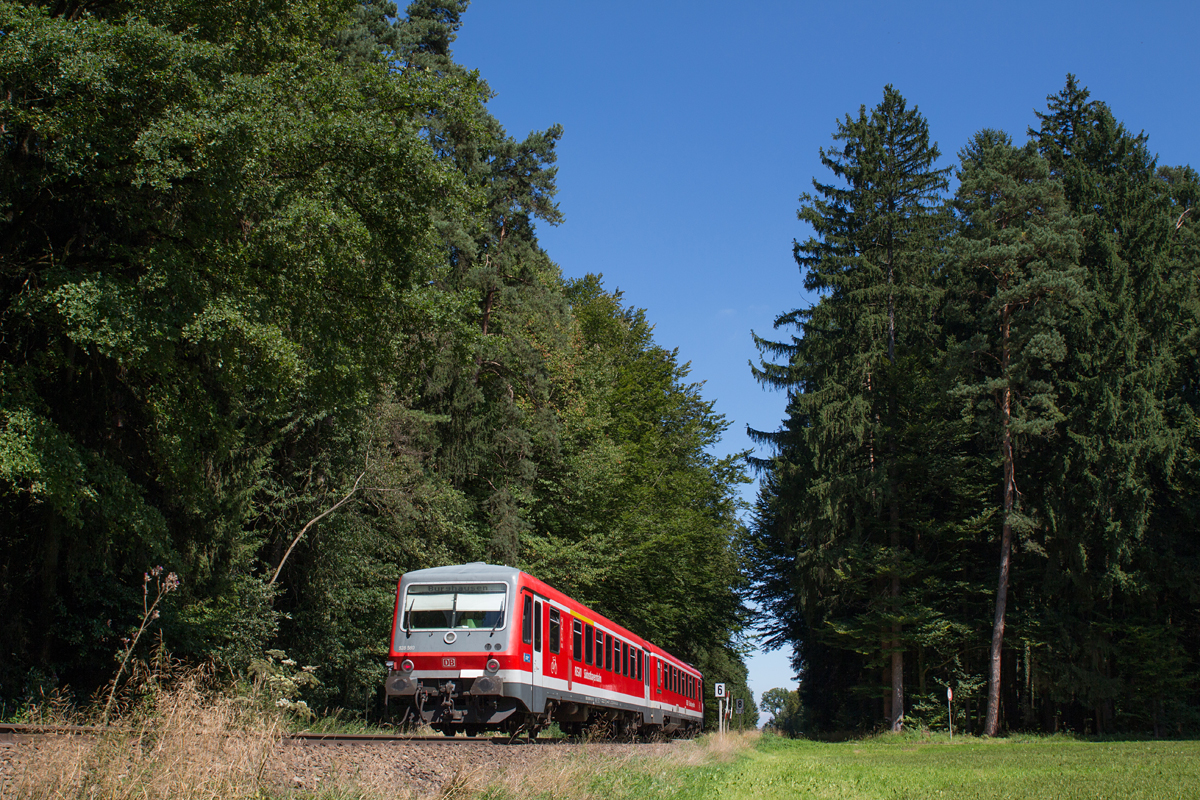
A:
[401,583,507,631]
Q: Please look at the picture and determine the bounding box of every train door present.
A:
[521,589,548,692]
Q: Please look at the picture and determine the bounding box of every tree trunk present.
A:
[985,303,1015,737]
[890,494,903,732]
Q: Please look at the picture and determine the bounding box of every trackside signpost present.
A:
[714,683,726,735]
[947,686,953,739]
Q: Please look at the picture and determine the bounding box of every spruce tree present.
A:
[1026,77,1197,731]
[752,86,948,731]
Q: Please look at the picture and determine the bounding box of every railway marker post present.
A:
[714,683,726,735]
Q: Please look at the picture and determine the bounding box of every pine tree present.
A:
[945,130,1084,736]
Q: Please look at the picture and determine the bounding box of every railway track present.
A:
[0,723,569,746]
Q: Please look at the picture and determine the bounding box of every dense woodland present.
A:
[751,81,1200,736]
[0,0,754,725]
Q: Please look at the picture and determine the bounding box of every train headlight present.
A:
[486,658,500,673]
[401,659,414,672]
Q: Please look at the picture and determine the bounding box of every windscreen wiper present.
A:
[490,598,505,636]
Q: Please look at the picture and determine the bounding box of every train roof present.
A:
[400,562,521,582]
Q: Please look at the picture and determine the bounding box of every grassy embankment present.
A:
[577,731,1200,800]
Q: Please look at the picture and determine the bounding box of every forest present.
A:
[4,0,1198,741]
[751,80,1200,736]
[0,0,753,724]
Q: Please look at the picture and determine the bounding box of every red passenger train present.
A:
[384,563,704,737]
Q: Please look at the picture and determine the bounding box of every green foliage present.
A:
[761,687,804,737]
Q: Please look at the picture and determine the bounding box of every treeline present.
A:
[0,0,752,722]
[750,79,1200,736]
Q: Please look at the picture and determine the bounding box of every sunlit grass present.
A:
[687,732,1200,800]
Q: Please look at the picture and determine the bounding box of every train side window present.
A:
[533,600,542,653]
[636,649,643,682]
[585,625,594,665]
[656,660,662,692]
[604,633,613,671]
[572,619,583,661]
[549,608,561,654]
[595,629,604,667]
[613,637,620,674]
[521,595,533,644]
[622,642,629,676]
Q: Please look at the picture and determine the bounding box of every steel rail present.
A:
[0,724,567,746]
[284,732,569,745]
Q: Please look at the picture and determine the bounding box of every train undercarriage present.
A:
[386,674,701,739]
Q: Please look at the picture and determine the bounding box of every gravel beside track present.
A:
[276,738,672,797]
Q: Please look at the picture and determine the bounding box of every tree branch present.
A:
[268,469,367,587]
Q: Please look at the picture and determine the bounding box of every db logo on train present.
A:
[442,657,456,668]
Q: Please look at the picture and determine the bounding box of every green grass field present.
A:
[658,733,1200,800]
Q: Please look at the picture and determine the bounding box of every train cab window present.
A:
[533,600,542,653]
[604,633,613,671]
[521,595,533,644]
[403,583,506,632]
[585,625,595,665]
[549,608,561,654]
[572,619,583,661]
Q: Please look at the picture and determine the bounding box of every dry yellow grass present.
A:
[4,676,283,800]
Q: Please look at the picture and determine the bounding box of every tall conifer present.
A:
[752,86,948,731]
[946,130,1084,736]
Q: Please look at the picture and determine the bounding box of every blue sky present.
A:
[450,0,1199,716]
